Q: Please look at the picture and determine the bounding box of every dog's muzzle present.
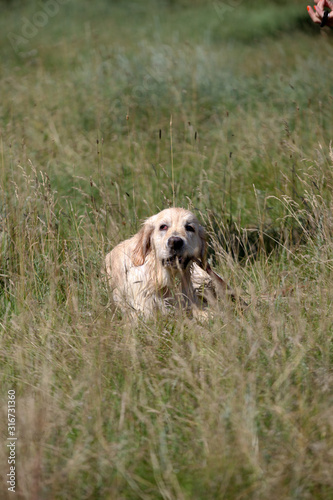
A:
[162,255,192,269]
[162,236,191,269]
[167,236,184,252]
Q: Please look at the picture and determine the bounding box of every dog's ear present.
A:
[198,225,207,267]
[132,221,154,266]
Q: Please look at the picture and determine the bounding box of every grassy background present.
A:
[1,0,333,498]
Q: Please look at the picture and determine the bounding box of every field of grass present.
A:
[1,0,333,498]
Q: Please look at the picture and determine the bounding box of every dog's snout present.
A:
[168,236,184,251]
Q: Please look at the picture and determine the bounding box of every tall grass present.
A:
[1,1,333,498]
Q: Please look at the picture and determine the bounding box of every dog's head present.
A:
[132,208,206,270]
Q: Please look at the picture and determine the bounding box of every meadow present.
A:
[1,0,333,498]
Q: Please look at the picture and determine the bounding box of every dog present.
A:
[104,207,244,317]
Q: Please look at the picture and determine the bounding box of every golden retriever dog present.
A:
[104,207,246,317]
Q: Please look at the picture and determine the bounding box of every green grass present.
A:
[1,0,333,498]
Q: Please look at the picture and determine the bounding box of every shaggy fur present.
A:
[104,208,215,317]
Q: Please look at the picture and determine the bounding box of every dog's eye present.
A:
[185,224,195,233]
[159,224,168,231]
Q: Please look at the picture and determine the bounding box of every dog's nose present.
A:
[168,236,184,251]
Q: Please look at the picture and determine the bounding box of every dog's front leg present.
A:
[180,268,199,309]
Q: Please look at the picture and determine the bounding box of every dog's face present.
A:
[132,208,206,270]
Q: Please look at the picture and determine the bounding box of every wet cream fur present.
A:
[104,208,213,317]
